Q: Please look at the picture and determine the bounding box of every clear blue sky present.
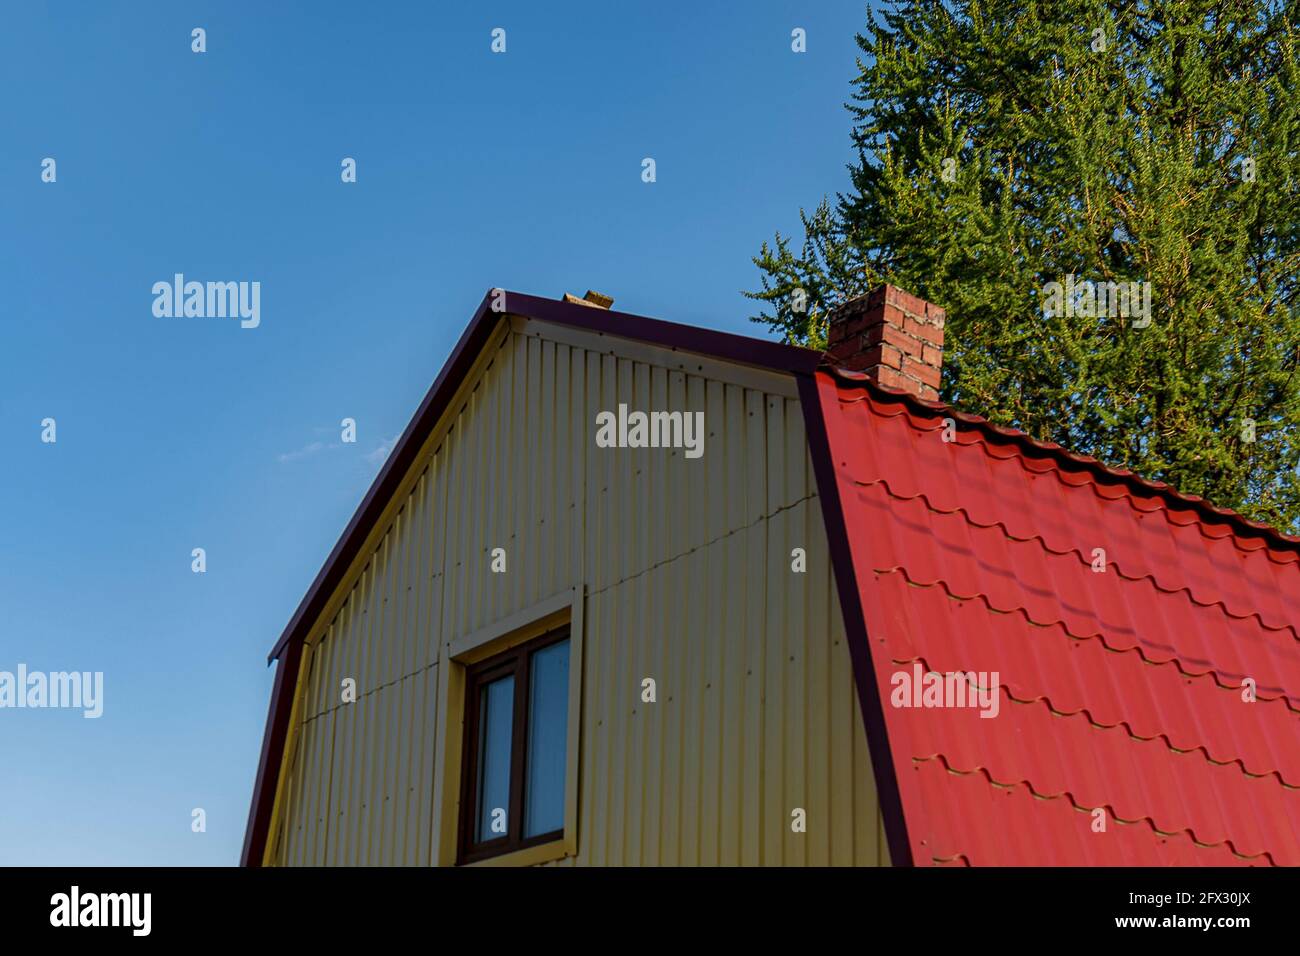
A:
[0,1,866,865]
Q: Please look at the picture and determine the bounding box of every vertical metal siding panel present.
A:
[288,715,314,866]
[387,675,411,866]
[302,635,332,866]
[427,450,447,671]
[568,345,585,589]
[585,587,608,865]
[598,585,618,868]
[786,509,809,866]
[447,401,468,641]
[321,605,350,867]
[312,616,338,868]
[611,357,635,865]
[361,540,391,865]
[784,412,808,868]
[681,546,702,868]
[459,384,480,637]
[413,662,439,865]
[675,372,695,866]
[806,502,832,867]
[468,383,491,634]
[539,339,557,600]
[699,378,726,866]
[624,574,644,867]
[398,475,424,695]
[615,578,635,866]
[280,647,311,866]
[337,568,369,867]
[303,642,334,866]
[372,522,399,865]
[641,365,667,868]
[389,493,418,865]
[761,395,787,865]
[523,335,542,611]
[288,640,318,865]
[616,357,635,590]
[330,599,360,867]
[595,353,616,595]
[759,405,780,868]
[554,343,571,594]
[719,383,746,866]
[506,334,526,613]
[349,554,376,865]
[379,506,414,864]
[381,677,405,866]
[453,392,478,638]
[399,472,430,865]
[360,548,389,865]
[442,403,466,645]
[742,388,767,866]
[647,562,668,868]
[280,647,312,866]
[380,515,410,865]
[480,355,503,642]
[582,349,606,866]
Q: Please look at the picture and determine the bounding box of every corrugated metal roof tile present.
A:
[817,369,1300,866]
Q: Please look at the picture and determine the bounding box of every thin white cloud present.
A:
[366,435,399,466]
[277,441,326,464]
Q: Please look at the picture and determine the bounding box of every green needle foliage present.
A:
[748,0,1300,531]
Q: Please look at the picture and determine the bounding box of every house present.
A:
[241,286,1300,867]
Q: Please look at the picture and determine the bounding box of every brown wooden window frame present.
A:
[457,626,571,864]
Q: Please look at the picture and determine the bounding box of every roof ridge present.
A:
[823,364,1300,556]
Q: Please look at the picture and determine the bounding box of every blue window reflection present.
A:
[476,674,514,842]
[524,640,570,837]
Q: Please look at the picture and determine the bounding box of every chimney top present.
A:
[825,284,946,401]
[562,290,615,310]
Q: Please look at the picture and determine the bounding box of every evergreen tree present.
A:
[748,0,1300,531]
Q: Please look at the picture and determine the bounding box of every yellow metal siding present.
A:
[267,318,888,866]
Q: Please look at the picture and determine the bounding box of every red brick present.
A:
[902,355,942,389]
[864,343,903,369]
[904,316,944,346]
[859,321,917,356]
[839,313,884,341]
[922,343,943,366]
[827,341,859,364]
[872,366,909,391]
[883,285,929,319]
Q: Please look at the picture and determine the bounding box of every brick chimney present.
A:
[825,285,945,401]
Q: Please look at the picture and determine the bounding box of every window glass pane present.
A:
[475,674,514,843]
[524,639,570,837]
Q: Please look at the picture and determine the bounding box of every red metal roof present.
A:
[813,366,1300,866]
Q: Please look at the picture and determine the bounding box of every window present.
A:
[458,627,571,863]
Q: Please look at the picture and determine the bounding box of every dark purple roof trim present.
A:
[795,371,914,866]
[240,635,302,867]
